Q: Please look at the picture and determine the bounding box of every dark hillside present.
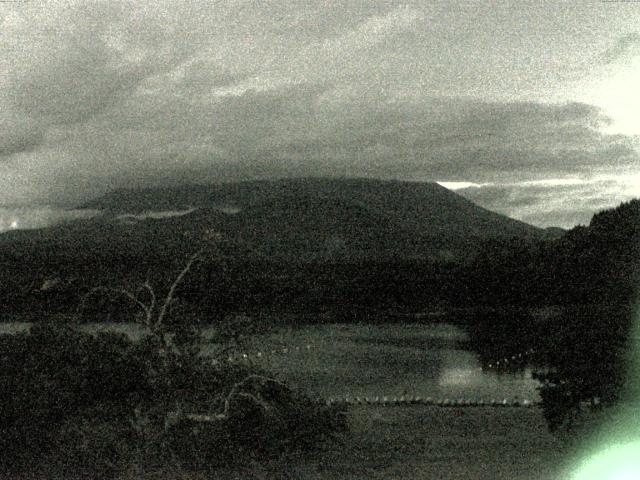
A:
[82,178,544,240]
[2,178,550,265]
[0,178,555,320]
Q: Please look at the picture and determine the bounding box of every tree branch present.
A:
[78,286,152,322]
[139,280,157,327]
[166,375,290,425]
[156,250,202,328]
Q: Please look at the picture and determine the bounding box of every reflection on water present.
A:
[438,362,538,400]
[437,346,539,400]
[243,323,541,401]
[439,367,480,387]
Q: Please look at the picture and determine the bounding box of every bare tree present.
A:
[78,249,203,350]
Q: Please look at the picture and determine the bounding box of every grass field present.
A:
[105,406,570,480]
[181,406,568,480]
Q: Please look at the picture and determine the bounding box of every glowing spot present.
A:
[569,301,640,479]
[582,57,640,136]
[9,220,18,229]
[436,181,489,190]
[572,442,640,480]
[439,367,479,386]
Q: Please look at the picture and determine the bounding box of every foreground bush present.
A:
[0,322,347,478]
[533,304,633,436]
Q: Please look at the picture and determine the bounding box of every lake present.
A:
[0,321,540,402]
[240,323,540,402]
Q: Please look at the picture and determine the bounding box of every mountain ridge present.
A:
[82,177,545,235]
[2,178,561,263]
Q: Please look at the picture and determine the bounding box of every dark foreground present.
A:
[268,405,567,480]
[87,406,566,480]
[14,406,571,480]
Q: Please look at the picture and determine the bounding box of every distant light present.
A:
[9,220,18,229]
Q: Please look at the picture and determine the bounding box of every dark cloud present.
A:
[0,1,638,228]
[600,32,640,65]
[0,118,45,157]
[3,1,190,127]
[224,96,635,183]
[2,75,637,225]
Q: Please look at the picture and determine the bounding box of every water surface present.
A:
[0,321,539,401]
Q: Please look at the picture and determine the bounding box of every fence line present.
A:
[210,344,540,409]
[320,396,536,408]
[212,344,537,374]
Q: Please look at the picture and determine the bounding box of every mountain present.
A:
[83,178,537,234]
[0,178,575,318]
[2,178,551,263]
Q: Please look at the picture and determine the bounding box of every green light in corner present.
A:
[571,442,640,480]
[570,301,640,479]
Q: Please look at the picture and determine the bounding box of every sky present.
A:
[0,0,639,229]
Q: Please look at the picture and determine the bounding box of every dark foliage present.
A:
[533,304,634,434]
[458,199,640,307]
[519,201,638,433]
[0,322,346,478]
[450,200,640,434]
[453,307,545,367]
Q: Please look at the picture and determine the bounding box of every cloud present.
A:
[0,113,45,157]
[454,174,639,228]
[1,74,637,218]
[0,1,638,228]
[320,5,424,53]
[247,97,636,183]
[600,32,640,65]
[1,1,197,127]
